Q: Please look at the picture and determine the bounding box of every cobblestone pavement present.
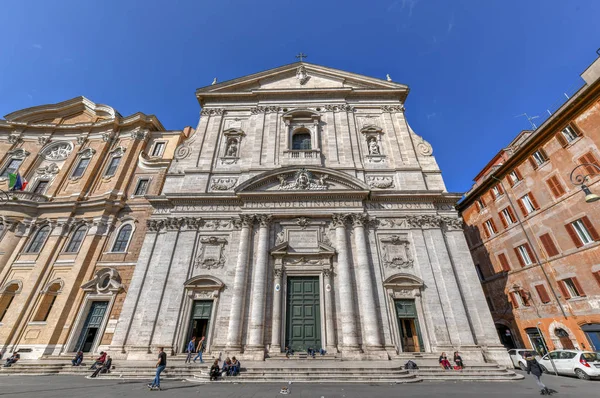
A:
[0,371,597,397]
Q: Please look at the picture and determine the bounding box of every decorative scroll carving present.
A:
[8,134,22,144]
[81,267,124,294]
[201,108,225,116]
[367,176,395,189]
[36,163,60,178]
[407,215,441,229]
[102,132,115,142]
[380,235,413,268]
[277,169,328,190]
[210,177,238,191]
[77,135,87,145]
[296,65,309,85]
[38,136,49,145]
[195,236,227,269]
[296,217,310,229]
[78,147,96,158]
[41,141,73,161]
[381,105,405,113]
[174,143,191,160]
[415,136,433,156]
[6,148,30,159]
[109,146,126,156]
[284,257,328,266]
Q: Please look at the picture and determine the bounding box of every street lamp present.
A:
[569,163,600,203]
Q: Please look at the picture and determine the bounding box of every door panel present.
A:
[75,301,108,352]
[285,276,321,352]
[394,299,423,353]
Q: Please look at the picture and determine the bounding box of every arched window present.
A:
[65,226,87,253]
[26,225,51,253]
[112,224,133,252]
[0,282,21,322]
[292,131,311,150]
[33,281,62,322]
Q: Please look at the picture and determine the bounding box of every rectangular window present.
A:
[104,156,121,177]
[578,152,600,176]
[33,180,49,195]
[515,244,534,267]
[476,197,487,211]
[475,264,485,281]
[0,158,23,178]
[134,178,150,196]
[546,176,566,198]
[539,233,560,257]
[558,278,585,299]
[491,184,504,199]
[71,157,90,178]
[530,149,548,168]
[500,207,516,227]
[151,142,166,157]
[566,217,599,247]
[559,125,580,145]
[498,253,511,272]
[535,284,551,304]
[508,169,522,186]
[484,219,497,237]
[518,193,539,216]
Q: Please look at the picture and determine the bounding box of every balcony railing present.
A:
[284,150,321,159]
[4,191,49,203]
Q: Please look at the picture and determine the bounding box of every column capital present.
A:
[350,213,369,228]
[234,214,255,229]
[331,213,350,228]
[256,214,273,227]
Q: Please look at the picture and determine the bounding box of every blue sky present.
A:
[1,0,599,192]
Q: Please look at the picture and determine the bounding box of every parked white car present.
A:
[508,349,541,370]
[538,350,600,380]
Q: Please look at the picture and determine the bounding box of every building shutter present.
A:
[515,168,523,180]
[572,277,586,297]
[565,223,584,248]
[517,198,528,217]
[546,176,565,198]
[497,184,504,195]
[557,280,571,300]
[529,193,540,210]
[509,292,519,308]
[528,156,538,170]
[498,253,511,272]
[594,271,600,288]
[525,244,535,264]
[482,225,489,239]
[556,132,568,148]
[581,216,600,241]
[507,206,517,223]
[499,211,508,228]
[535,284,551,303]
[519,289,530,306]
[539,233,559,257]
[579,152,600,175]
[475,201,481,212]
[514,247,526,268]
[490,218,497,233]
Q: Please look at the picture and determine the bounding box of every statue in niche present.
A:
[276,230,285,244]
[226,138,238,157]
[368,137,380,155]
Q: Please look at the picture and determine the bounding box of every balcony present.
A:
[1,190,49,204]
[282,150,322,166]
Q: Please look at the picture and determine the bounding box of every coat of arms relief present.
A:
[277,169,328,190]
[380,235,414,268]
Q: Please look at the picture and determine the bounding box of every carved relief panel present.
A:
[195,236,228,269]
[380,234,413,269]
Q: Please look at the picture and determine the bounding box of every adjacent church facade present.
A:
[108,62,510,366]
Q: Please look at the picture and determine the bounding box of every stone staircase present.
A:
[0,356,523,382]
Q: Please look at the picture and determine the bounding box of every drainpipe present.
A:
[490,176,568,319]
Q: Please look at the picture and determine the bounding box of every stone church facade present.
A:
[109,62,510,365]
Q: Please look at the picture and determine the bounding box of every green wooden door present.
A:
[285,276,321,352]
[394,299,424,352]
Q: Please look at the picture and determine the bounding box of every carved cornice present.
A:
[380,105,405,113]
[406,215,442,229]
[441,216,464,231]
[201,108,225,116]
[324,104,354,112]
[250,106,279,114]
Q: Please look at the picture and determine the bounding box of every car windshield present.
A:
[582,353,600,362]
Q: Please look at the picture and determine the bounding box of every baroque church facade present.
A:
[108,62,510,366]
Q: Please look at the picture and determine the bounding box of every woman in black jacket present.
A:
[525,353,554,395]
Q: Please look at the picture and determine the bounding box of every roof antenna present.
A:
[386,74,392,82]
[211,78,217,85]
[515,113,539,130]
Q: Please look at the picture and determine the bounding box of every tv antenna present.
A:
[515,113,539,130]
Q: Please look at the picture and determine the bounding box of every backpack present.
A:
[405,360,418,370]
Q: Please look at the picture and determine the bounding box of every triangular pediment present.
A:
[235,166,370,193]
[196,62,408,97]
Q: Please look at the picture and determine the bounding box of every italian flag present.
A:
[8,173,27,191]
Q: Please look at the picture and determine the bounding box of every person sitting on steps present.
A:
[230,356,241,376]
[91,355,112,378]
[90,351,106,370]
[72,350,84,366]
[454,351,464,370]
[307,347,315,358]
[439,352,452,370]
[210,360,221,381]
[285,346,293,359]
[3,352,20,367]
[221,357,232,376]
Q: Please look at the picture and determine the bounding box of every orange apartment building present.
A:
[0,97,191,359]
[458,55,600,355]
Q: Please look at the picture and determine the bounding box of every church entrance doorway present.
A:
[75,301,108,352]
[187,300,212,348]
[285,276,321,352]
[394,299,423,352]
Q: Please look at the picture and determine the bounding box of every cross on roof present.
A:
[295,52,307,62]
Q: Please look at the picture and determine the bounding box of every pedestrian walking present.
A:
[148,347,167,391]
[525,352,555,395]
[193,336,205,363]
[184,336,196,364]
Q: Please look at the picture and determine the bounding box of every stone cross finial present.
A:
[386,74,392,82]
[212,78,217,85]
[295,52,307,62]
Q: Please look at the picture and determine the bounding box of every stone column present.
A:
[351,213,383,349]
[246,214,272,353]
[332,214,359,350]
[270,268,283,352]
[225,215,254,350]
[323,268,337,351]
